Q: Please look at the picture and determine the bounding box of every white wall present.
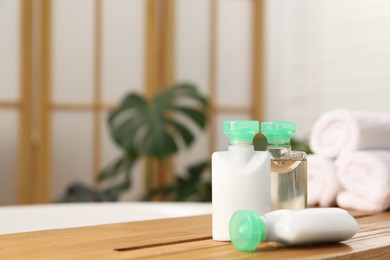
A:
[265,0,390,138]
[0,0,20,100]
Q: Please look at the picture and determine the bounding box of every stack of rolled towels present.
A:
[308,109,390,212]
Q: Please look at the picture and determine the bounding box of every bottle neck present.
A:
[229,140,253,145]
[228,143,254,166]
[266,142,291,159]
[228,143,254,152]
[259,216,269,242]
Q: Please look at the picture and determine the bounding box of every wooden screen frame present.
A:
[1,0,265,204]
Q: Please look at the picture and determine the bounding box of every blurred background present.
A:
[1,0,390,206]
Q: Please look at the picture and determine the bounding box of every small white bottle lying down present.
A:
[229,208,359,251]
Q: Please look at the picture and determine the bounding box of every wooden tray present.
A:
[0,210,389,259]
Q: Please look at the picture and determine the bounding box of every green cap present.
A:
[261,121,296,144]
[229,210,266,251]
[223,120,259,144]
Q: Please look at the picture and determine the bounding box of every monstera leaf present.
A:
[60,83,209,202]
[108,83,208,159]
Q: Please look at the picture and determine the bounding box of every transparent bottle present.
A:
[229,208,358,251]
[212,120,271,241]
[261,122,307,210]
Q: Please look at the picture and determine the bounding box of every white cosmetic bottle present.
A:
[230,208,359,251]
[212,120,271,241]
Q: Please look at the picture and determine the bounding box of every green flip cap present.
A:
[223,120,259,144]
[229,210,266,251]
[261,121,296,144]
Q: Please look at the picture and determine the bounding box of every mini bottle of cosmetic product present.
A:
[212,120,271,241]
[230,208,359,251]
[261,122,307,210]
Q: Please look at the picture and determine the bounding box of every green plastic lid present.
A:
[261,121,296,144]
[223,120,259,144]
[229,210,266,252]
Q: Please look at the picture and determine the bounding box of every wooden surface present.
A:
[0,211,389,259]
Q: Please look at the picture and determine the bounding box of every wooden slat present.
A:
[19,0,52,204]
[50,103,116,111]
[0,101,22,109]
[158,0,175,89]
[144,0,176,195]
[145,0,158,98]
[251,0,265,122]
[156,0,176,191]
[37,0,52,203]
[215,106,252,114]
[144,0,158,193]
[0,215,211,259]
[0,212,389,259]
[208,0,217,156]
[18,0,33,204]
[93,0,103,187]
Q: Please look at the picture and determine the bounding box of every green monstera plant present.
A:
[60,83,210,202]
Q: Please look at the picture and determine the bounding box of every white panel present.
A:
[119,161,144,201]
[216,0,252,107]
[176,0,210,95]
[52,0,94,103]
[101,0,145,104]
[265,0,322,138]
[0,0,20,101]
[52,112,93,200]
[215,113,251,152]
[100,112,144,201]
[321,0,390,113]
[0,110,18,205]
[100,112,121,168]
[264,0,284,122]
[265,0,390,138]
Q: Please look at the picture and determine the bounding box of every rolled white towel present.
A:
[310,109,390,158]
[336,151,390,212]
[307,154,341,207]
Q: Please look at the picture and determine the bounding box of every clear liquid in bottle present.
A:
[261,121,308,210]
[271,157,307,210]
